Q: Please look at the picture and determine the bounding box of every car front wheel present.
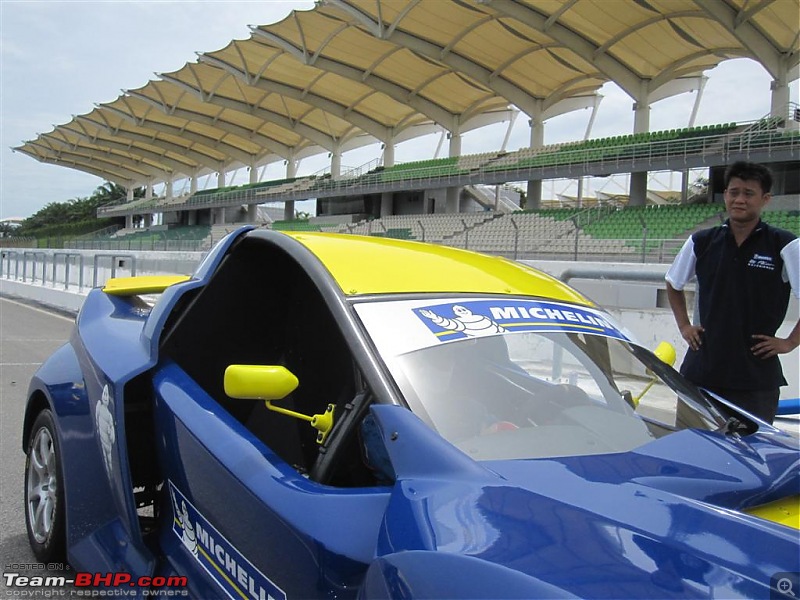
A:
[24,409,66,563]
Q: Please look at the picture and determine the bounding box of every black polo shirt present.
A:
[666,220,798,390]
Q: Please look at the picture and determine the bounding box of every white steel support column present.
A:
[143,183,153,229]
[771,74,790,120]
[126,188,134,202]
[380,193,393,217]
[576,95,602,208]
[284,158,297,220]
[383,141,395,168]
[380,140,395,217]
[247,161,258,222]
[330,148,342,181]
[629,91,651,207]
[527,117,544,209]
[446,132,462,213]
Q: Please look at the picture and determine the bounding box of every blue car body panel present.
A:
[369,404,799,598]
[152,360,390,598]
[23,226,799,599]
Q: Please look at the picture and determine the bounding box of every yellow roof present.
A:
[288,232,592,304]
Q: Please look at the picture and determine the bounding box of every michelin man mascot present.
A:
[420,305,505,336]
[95,385,116,475]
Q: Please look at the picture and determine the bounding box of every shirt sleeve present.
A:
[780,237,800,299]
[665,237,696,290]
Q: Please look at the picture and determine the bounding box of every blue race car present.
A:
[23,226,799,598]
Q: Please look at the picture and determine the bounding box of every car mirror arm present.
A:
[264,400,336,444]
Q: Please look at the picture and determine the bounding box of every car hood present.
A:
[372,406,799,598]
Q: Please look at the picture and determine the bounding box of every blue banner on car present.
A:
[413,299,628,342]
[169,481,286,600]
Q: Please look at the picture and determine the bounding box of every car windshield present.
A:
[355,297,728,461]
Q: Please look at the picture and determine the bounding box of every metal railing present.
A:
[1,249,139,292]
[96,121,799,218]
[439,235,686,263]
[64,238,206,252]
[0,232,682,300]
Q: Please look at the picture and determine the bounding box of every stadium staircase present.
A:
[462,185,520,213]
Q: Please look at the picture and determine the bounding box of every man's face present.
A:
[724,176,770,225]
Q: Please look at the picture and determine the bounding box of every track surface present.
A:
[0,296,79,595]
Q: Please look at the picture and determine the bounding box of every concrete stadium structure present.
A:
[12,0,800,231]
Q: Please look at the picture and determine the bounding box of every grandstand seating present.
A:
[483,123,740,172]
[581,204,724,241]
[74,201,793,260]
[88,115,796,261]
[444,211,576,254]
[105,119,800,223]
[343,204,735,259]
[66,224,211,251]
[187,176,322,206]
[329,212,496,244]
[762,210,800,236]
[92,115,800,223]
[363,152,501,184]
[269,219,321,232]
[316,204,728,259]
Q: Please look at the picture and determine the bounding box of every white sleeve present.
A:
[780,237,800,299]
[665,237,696,290]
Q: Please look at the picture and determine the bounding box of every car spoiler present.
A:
[102,275,191,296]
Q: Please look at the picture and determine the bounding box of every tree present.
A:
[93,182,141,206]
[687,177,710,204]
[15,180,131,236]
[0,222,20,238]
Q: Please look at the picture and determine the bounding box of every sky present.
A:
[1,0,798,221]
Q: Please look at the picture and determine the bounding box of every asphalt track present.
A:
[0,296,80,597]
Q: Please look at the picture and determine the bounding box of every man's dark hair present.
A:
[724,161,773,193]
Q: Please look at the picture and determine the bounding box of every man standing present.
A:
[665,161,799,423]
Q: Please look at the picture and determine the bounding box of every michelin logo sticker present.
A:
[95,385,115,476]
[169,481,286,600]
[415,299,627,342]
[419,305,505,336]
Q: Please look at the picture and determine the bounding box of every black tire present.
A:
[24,409,66,563]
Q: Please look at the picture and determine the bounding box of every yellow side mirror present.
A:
[630,342,679,408]
[654,341,676,367]
[224,365,298,400]
[223,364,335,445]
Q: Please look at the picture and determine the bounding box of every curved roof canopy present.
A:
[14,0,800,190]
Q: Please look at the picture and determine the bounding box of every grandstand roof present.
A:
[13,0,800,191]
